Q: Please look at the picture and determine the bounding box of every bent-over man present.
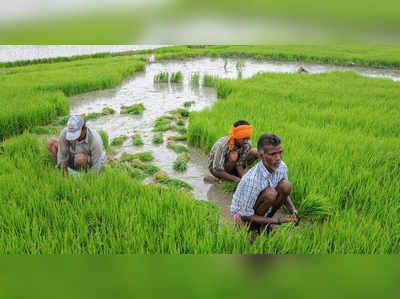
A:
[207,120,258,184]
[47,115,106,173]
[231,133,298,231]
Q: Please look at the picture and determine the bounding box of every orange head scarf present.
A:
[228,125,253,150]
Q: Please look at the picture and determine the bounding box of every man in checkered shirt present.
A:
[231,133,298,230]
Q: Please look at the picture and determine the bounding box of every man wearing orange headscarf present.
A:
[207,120,258,183]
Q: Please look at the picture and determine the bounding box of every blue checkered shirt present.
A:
[231,161,288,217]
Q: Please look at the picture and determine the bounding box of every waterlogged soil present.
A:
[69,57,400,215]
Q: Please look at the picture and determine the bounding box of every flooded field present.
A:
[69,56,400,210]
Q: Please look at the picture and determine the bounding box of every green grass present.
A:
[153,72,169,83]
[153,115,174,132]
[110,135,128,146]
[154,171,193,191]
[203,74,217,87]
[167,142,190,154]
[173,153,190,172]
[152,132,164,144]
[187,70,400,253]
[191,73,200,87]
[120,103,145,115]
[0,55,145,140]
[132,134,144,146]
[121,151,154,163]
[170,71,183,83]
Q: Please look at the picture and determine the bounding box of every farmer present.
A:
[47,115,106,173]
[231,133,298,231]
[207,120,258,183]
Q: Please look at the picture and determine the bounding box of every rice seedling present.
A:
[170,71,183,83]
[84,112,102,121]
[183,101,195,108]
[176,119,185,126]
[191,73,200,86]
[110,135,128,146]
[203,74,217,87]
[98,129,109,151]
[154,171,193,191]
[121,151,154,163]
[174,108,190,118]
[120,103,145,115]
[132,134,144,146]
[130,159,160,176]
[152,132,164,144]
[177,127,187,135]
[173,153,190,172]
[298,194,333,221]
[101,107,116,115]
[167,141,190,154]
[153,115,174,132]
[30,126,51,135]
[153,72,169,83]
[221,181,238,194]
[168,135,187,142]
[236,59,245,71]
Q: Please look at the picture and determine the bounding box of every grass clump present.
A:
[168,135,187,142]
[173,153,190,172]
[131,159,160,176]
[110,135,128,146]
[176,119,185,126]
[121,151,154,163]
[167,141,190,154]
[102,107,116,115]
[203,74,217,87]
[154,171,193,191]
[153,115,174,132]
[98,129,109,151]
[221,181,238,194]
[120,103,145,115]
[152,132,164,144]
[170,71,183,83]
[177,127,187,135]
[191,73,200,86]
[153,72,169,83]
[132,134,144,146]
[172,108,190,118]
[183,100,195,108]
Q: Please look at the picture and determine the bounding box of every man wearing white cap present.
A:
[47,115,106,173]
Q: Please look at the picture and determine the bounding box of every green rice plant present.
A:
[130,159,160,176]
[154,171,193,191]
[98,129,109,151]
[175,108,190,118]
[183,101,195,108]
[152,132,164,144]
[110,135,128,146]
[236,59,245,71]
[129,167,148,181]
[121,151,154,163]
[167,142,190,154]
[298,194,333,221]
[132,134,144,146]
[170,71,183,83]
[191,73,200,86]
[176,119,185,126]
[153,72,169,83]
[173,153,190,172]
[168,135,187,142]
[84,112,102,121]
[120,103,145,115]
[102,107,116,115]
[153,115,173,132]
[203,74,217,87]
[30,126,51,135]
[221,181,238,194]
[177,127,187,135]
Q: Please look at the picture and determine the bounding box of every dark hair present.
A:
[257,133,281,154]
[233,120,250,127]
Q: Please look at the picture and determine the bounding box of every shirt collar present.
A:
[258,161,271,179]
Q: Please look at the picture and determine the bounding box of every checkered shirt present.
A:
[231,161,288,217]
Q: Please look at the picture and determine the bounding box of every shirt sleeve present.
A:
[232,174,261,217]
[88,132,105,173]
[56,129,69,169]
[211,141,227,171]
[236,142,252,167]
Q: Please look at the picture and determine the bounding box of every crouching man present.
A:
[47,115,106,173]
[231,133,298,231]
[207,120,258,184]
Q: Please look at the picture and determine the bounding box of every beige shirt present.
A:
[57,127,106,173]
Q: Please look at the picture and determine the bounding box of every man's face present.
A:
[235,137,250,147]
[260,144,283,171]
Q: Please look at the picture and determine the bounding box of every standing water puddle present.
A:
[69,57,400,214]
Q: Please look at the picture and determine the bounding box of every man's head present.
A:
[66,115,86,141]
[257,133,283,172]
[232,120,252,148]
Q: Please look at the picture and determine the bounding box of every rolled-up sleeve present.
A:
[56,129,69,169]
[88,133,106,173]
[211,142,227,171]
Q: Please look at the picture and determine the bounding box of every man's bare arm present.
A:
[235,165,245,178]
[214,170,241,183]
[242,214,293,225]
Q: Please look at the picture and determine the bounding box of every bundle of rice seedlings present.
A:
[152,132,164,144]
[102,107,116,115]
[121,151,154,163]
[153,72,169,83]
[120,103,145,115]
[183,101,195,108]
[173,153,190,172]
[203,74,217,87]
[153,115,173,132]
[110,135,128,146]
[168,135,187,142]
[154,171,193,191]
[167,142,190,154]
[132,134,144,146]
[298,194,333,221]
[170,71,183,83]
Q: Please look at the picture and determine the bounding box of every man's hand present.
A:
[277,216,293,224]
[291,210,299,224]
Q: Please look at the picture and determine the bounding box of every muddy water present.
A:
[69,57,400,211]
